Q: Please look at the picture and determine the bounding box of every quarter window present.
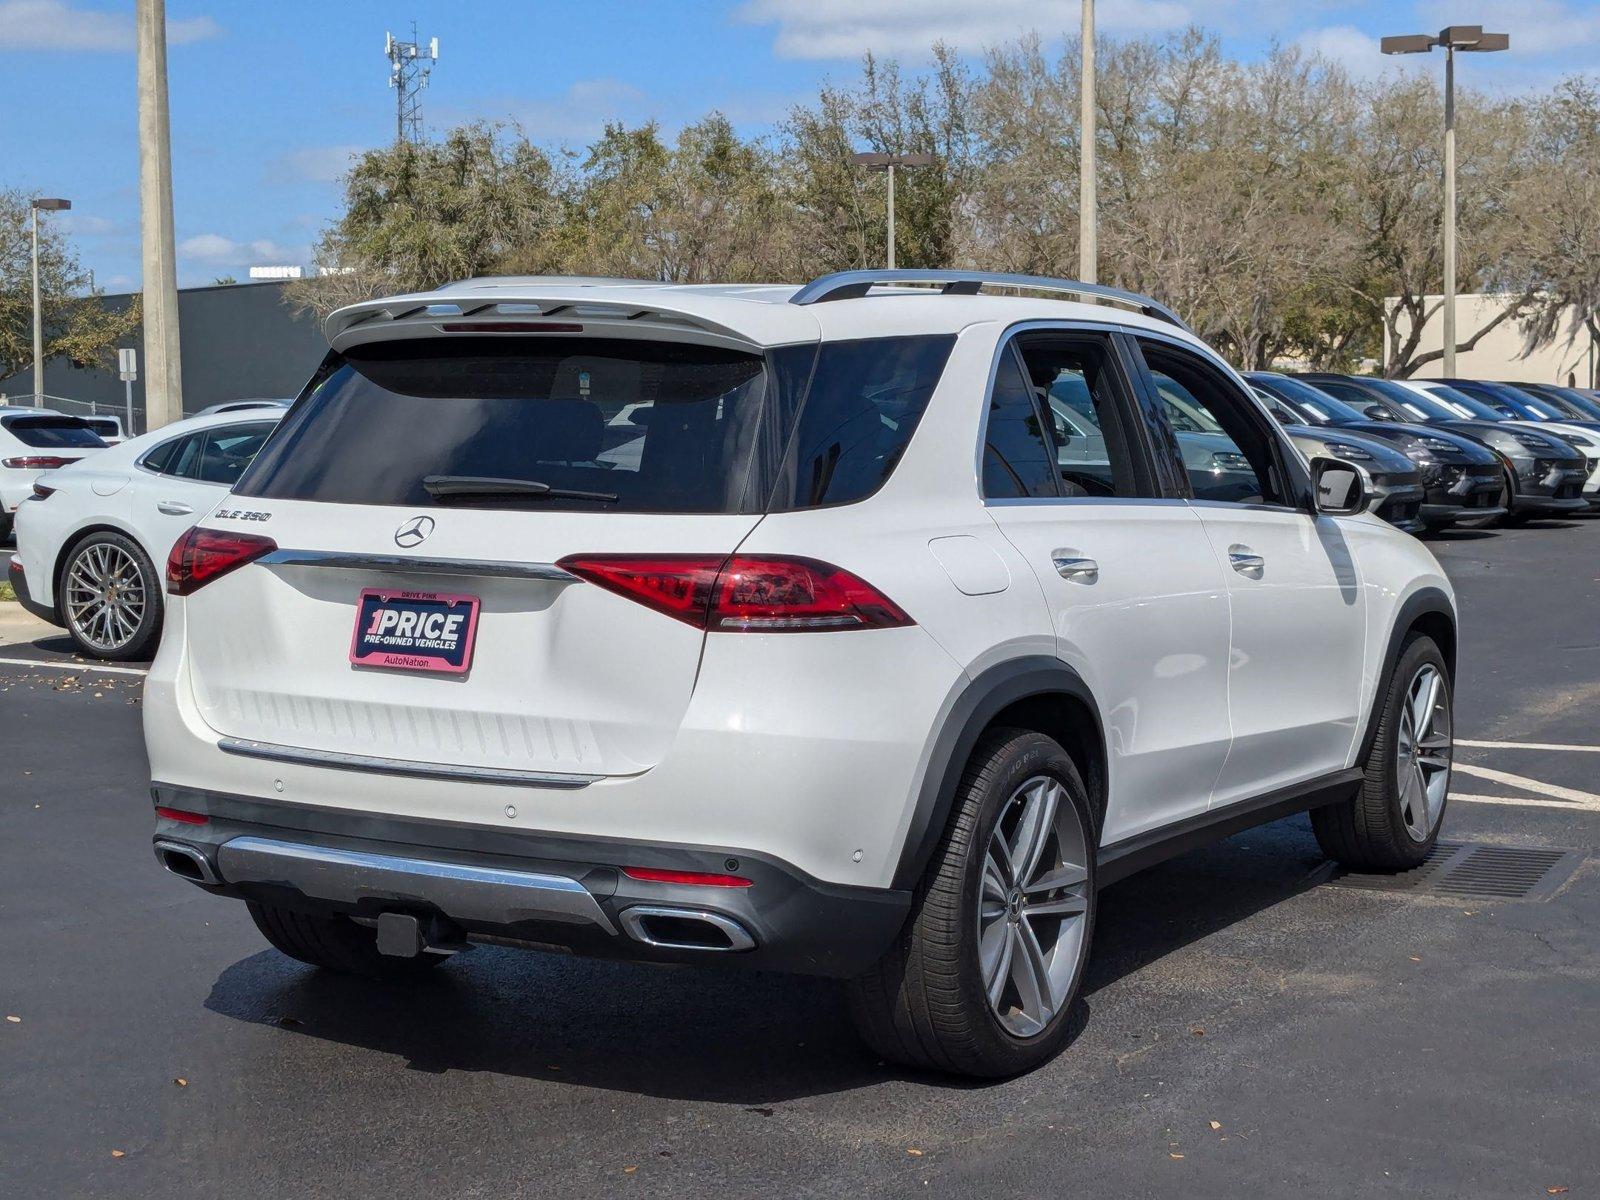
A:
[982,348,1059,498]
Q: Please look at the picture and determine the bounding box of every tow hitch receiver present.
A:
[376,913,426,958]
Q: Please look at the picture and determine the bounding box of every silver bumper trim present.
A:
[217,836,617,934]
[216,737,602,790]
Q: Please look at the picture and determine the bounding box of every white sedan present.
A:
[9,409,283,660]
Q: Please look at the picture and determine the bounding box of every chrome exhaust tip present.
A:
[153,840,222,887]
[620,906,755,952]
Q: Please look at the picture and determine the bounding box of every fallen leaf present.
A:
[1409,955,1422,963]
[5,1015,19,1024]
[173,1078,188,1087]
[1169,1152,1185,1160]
[111,1151,125,1159]
[907,1148,924,1157]
[622,1165,637,1174]
[1209,1121,1222,1131]
[276,1016,302,1027]
[1547,1188,1568,1195]
[1190,1027,1205,1037]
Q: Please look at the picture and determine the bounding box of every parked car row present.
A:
[1248,373,1600,532]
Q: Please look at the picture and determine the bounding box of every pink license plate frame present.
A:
[349,588,480,675]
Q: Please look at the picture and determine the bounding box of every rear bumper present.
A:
[6,557,59,625]
[149,785,910,978]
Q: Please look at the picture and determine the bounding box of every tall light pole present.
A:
[137,0,184,428]
[1079,0,1097,284]
[1381,25,1509,378]
[29,197,71,405]
[851,152,936,270]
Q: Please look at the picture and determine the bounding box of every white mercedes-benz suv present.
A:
[145,272,1457,1077]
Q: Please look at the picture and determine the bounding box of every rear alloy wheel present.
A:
[849,728,1096,1077]
[1313,634,1453,870]
[59,531,162,661]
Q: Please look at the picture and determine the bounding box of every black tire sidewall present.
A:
[958,733,1097,1072]
[1379,637,1452,849]
[58,531,163,661]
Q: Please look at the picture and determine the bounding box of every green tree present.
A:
[0,190,139,386]
[286,122,567,318]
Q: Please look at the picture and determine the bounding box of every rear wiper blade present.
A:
[422,475,619,504]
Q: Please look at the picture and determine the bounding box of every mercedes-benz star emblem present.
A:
[394,515,435,548]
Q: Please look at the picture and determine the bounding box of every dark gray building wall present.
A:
[2,280,329,430]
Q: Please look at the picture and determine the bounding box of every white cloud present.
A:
[736,0,1190,59]
[178,234,299,266]
[0,0,219,51]
[61,212,120,237]
[1296,25,1411,81]
[272,145,364,185]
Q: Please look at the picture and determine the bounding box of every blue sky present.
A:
[4,0,1596,290]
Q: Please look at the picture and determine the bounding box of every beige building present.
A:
[1385,293,1598,386]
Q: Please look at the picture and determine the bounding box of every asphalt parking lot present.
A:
[2,521,1597,1200]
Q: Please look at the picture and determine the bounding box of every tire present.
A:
[848,728,1097,1077]
[247,901,448,978]
[57,530,163,661]
[1312,634,1453,870]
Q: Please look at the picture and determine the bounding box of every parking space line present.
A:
[1458,738,1600,754]
[1452,792,1600,813]
[1452,762,1600,807]
[0,656,147,677]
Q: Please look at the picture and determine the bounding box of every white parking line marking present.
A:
[1452,762,1600,807]
[1452,792,1599,812]
[0,656,147,677]
[1457,738,1600,754]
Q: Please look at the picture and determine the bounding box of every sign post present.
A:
[118,347,139,436]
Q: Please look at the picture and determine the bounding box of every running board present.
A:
[1096,768,1364,887]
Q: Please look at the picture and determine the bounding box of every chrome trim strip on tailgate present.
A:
[217,737,602,789]
[217,836,617,934]
[259,549,577,582]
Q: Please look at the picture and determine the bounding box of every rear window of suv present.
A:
[236,334,955,514]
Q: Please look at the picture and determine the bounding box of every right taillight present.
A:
[558,554,913,632]
[166,528,277,596]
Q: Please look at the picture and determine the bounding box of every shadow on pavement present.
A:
[202,816,1332,1103]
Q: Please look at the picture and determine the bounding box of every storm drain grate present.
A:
[1323,841,1584,901]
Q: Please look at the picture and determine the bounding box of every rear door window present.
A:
[981,348,1059,499]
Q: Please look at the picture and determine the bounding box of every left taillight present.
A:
[2,455,72,469]
[166,528,277,596]
[557,554,913,632]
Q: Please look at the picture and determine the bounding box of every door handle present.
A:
[1052,554,1099,582]
[1228,545,1265,575]
[157,500,194,516]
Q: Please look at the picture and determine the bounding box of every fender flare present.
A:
[891,655,1104,890]
[1356,585,1456,763]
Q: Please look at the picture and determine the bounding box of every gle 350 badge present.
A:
[349,589,479,674]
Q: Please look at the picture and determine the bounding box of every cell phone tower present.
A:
[385,23,438,145]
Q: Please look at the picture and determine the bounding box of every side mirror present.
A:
[1310,456,1372,517]
[1363,405,1393,422]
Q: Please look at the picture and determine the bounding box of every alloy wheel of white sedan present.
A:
[60,533,162,661]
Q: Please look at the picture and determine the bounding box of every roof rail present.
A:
[789,269,1190,332]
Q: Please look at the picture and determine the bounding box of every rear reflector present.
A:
[154,806,209,825]
[166,528,277,596]
[31,482,55,500]
[557,554,913,632]
[1,455,75,469]
[621,866,753,888]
